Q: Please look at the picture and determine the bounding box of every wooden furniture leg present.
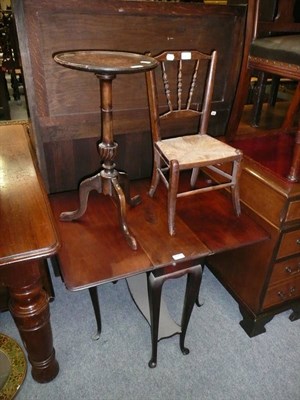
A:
[1,260,59,383]
[289,302,300,321]
[179,264,203,354]
[239,305,274,337]
[251,74,281,128]
[251,71,268,127]
[89,287,102,341]
[147,263,203,368]
[282,82,300,132]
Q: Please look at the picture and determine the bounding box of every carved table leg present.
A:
[111,177,137,250]
[2,261,59,383]
[60,173,102,221]
[118,170,141,207]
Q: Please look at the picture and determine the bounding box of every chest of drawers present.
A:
[263,230,300,308]
[208,155,300,337]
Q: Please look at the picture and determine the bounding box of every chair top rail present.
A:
[257,0,300,36]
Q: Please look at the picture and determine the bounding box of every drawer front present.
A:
[286,200,300,223]
[240,167,286,227]
[277,230,300,259]
[269,256,300,285]
[263,275,300,309]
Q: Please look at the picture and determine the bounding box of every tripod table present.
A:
[53,50,158,250]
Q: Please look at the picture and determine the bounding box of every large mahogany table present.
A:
[0,124,60,383]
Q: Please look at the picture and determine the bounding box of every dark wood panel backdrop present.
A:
[12,0,247,193]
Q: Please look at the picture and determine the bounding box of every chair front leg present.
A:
[282,82,300,132]
[168,159,180,236]
[231,154,242,216]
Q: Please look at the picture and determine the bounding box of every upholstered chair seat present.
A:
[250,34,300,67]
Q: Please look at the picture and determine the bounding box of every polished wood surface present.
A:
[0,125,59,264]
[50,175,268,291]
[0,124,60,383]
[53,50,158,75]
[13,0,247,192]
[50,190,151,289]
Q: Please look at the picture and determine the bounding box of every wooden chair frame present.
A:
[146,49,242,236]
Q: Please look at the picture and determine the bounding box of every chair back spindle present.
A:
[186,59,199,110]
[148,50,217,140]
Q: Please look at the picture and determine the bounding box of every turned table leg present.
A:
[1,260,59,383]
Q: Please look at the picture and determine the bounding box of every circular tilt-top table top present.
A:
[53,50,158,75]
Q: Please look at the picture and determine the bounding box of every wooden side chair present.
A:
[248,0,283,127]
[145,49,243,236]
[226,0,300,137]
[249,0,300,133]
[226,0,300,180]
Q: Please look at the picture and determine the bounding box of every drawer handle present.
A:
[285,265,300,275]
[278,287,296,300]
[297,239,300,245]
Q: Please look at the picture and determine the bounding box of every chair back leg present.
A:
[149,150,161,197]
[190,167,200,188]
[168,159,180,236]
